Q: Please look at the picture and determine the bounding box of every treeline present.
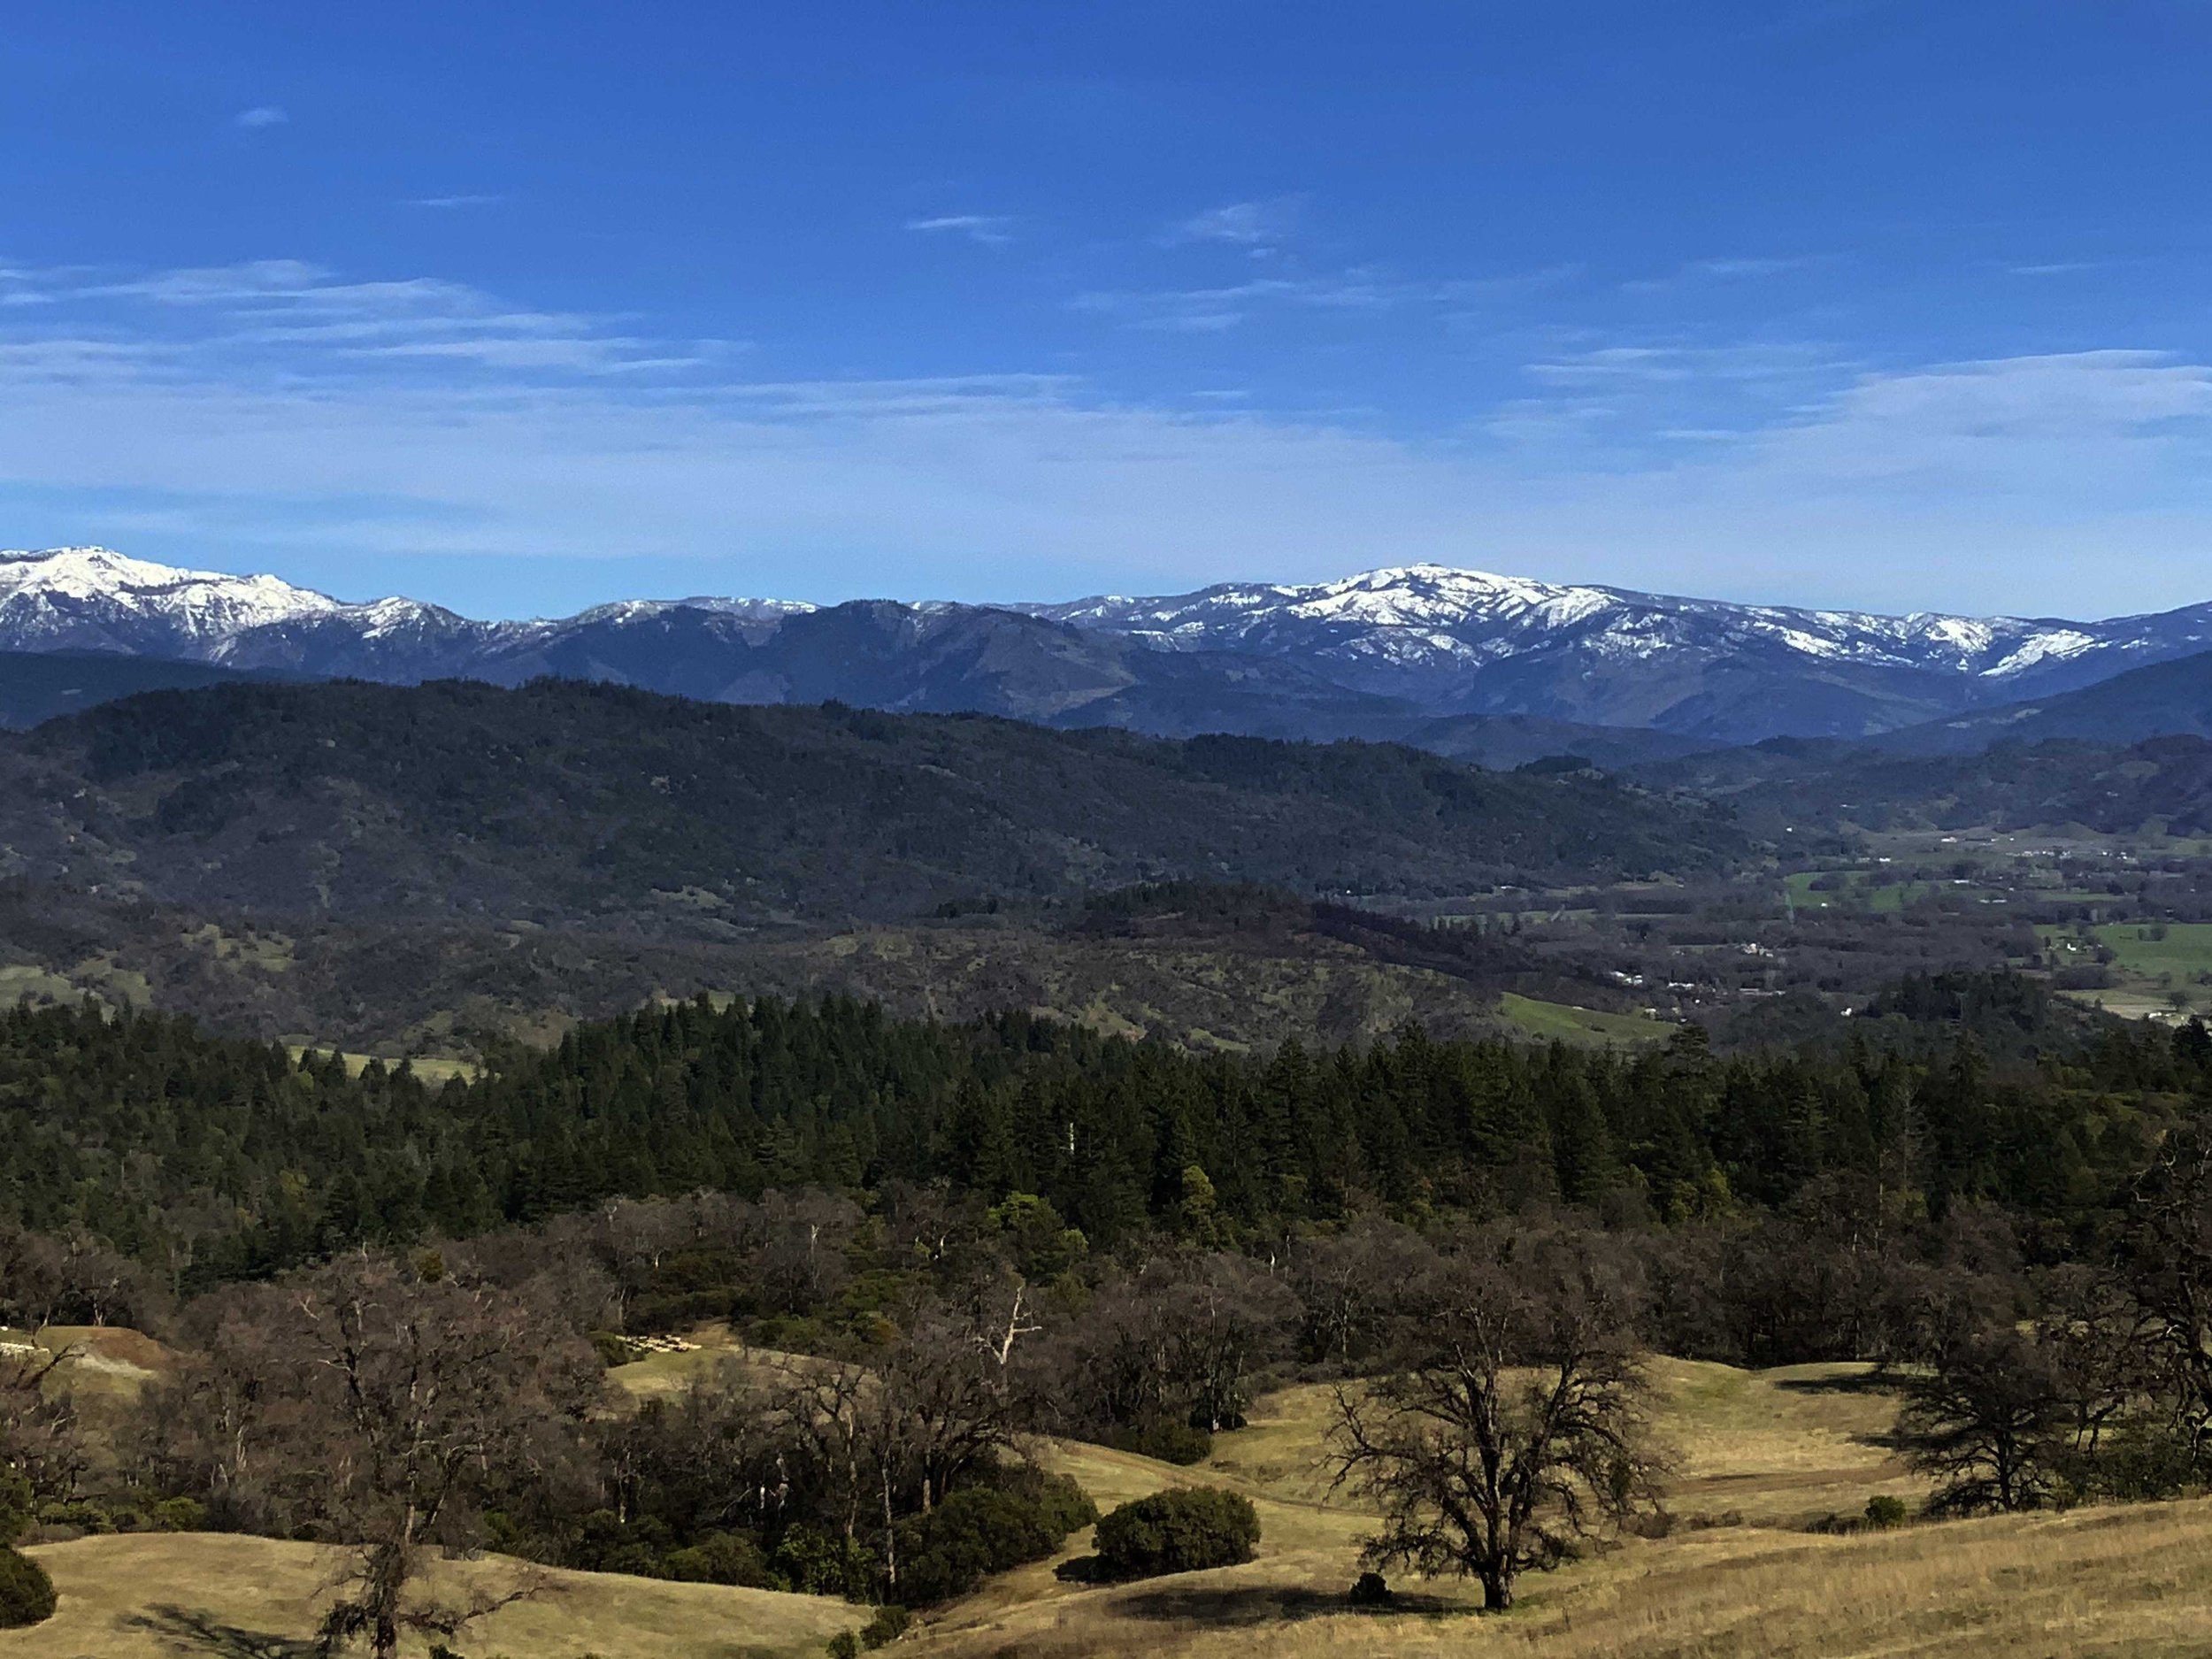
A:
[6,970,2212,1634]
[2,973,2208,1304]
[16,1156,2212,1639]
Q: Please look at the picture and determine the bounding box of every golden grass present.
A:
[899,1361,2212,1659]
[5,1532,860,1659]
[606,1325,831,1402]
[25,1344,2212,1658]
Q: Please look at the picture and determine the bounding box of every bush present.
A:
[1863,1494,1909,1530]
[1348,1570,1391,1606]
[774,1525,878,1601]
[662,1529,773,1587]
[36,1500,117,1536]
[1001,1466,1100,1540]
[894,1471,1098,1605]
[860,1603,911,1647]
[1093,1487,1259,1579]
[588,1330,636,1368]
[826,1632,860,1659]
[0,1547,57,1629]
[0,1470,29,1547]
[149,1496,207,1533]
[1106,1420,1213,1466]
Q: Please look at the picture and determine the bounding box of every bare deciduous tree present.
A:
[0,1340,85,1503]
[160,1250,602,1659]
[1290,1218,1430,1365]
[2120,1121,2212,1460]
[1330,1228,1661,1611]
[1899,1323,2064,1514]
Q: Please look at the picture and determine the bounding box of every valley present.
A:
[6,559,2212,1659]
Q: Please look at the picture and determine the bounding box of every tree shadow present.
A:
[121,1604,319,1659]
[1771,1371,1906,1398]
[1124,1584,1467,1624]
[1054,1572,1464,1625]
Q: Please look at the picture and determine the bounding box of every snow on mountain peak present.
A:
[2,546,2205,745]
[0,546,453,659]
[0,544,343,641]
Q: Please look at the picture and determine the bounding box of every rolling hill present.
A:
[0,677,1747,929]
[1870,649,2212,756]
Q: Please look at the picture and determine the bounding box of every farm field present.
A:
[2041,920,2212,1018]
[1496,992,1673,1045]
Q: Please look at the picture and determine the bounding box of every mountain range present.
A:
[4,545,2209,749]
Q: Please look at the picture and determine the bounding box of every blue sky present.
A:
[4,1,2211,618]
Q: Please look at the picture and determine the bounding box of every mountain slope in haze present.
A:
[0,649,271,727]
[1649,732,2212,839]
[0,678,1746,926]
[8,546,2209,748]
[1870,649,2212,756]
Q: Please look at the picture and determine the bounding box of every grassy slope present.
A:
[21,1332,2212,1656]
[4,1533,858,1659]
[1497,992,1674,1046]
[906,1358,2212,1659]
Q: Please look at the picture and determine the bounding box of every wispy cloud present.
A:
[1621,255,1824,293]
[11,258,733,378]
[4,256,2212,616]
[233,106,289,129]
[903,214,1014,246]
[407,194,506,211]
[1074,267,1563,333]
[1164,197,1302,250]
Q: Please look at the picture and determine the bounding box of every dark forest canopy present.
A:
[1,972,2205,1299]
[1642,731,2212,839]
[0,677,1745,927]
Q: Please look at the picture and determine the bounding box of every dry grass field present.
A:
[14,1333,2212,1658]
[901,1356,2212,1659]
[3,1533,861,1659]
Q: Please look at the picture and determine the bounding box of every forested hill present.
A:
[0,979,2201,1296]
[0,677,1744,925]
[1648,732,2212,838]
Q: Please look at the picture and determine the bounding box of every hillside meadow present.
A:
[14,1327,2212,1659]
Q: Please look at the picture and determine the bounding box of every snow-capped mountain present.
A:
[1028,565,2212,739]
[1032,563,2193,694]
[4,546,2210,748]
[0,547,468,662]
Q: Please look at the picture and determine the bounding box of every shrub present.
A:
[36,1501,116,1536]
[1863,1495,1909,1530]
[588,1330,636,1369]
[826,1632,861,1659]
[0,1547,57,1629]
[1106,1420,1213,1466]
[662,1529,772,1587]
[0,1470,29,1547]
[1000,1466,1100,1540]
[1348,1570,1391,1606]
[860,1603,911,1647]
[894,1471,1098,1605]
[149,1496,207,1533]
[774,1525,878,1601]
[1093,1487,1259,1579]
